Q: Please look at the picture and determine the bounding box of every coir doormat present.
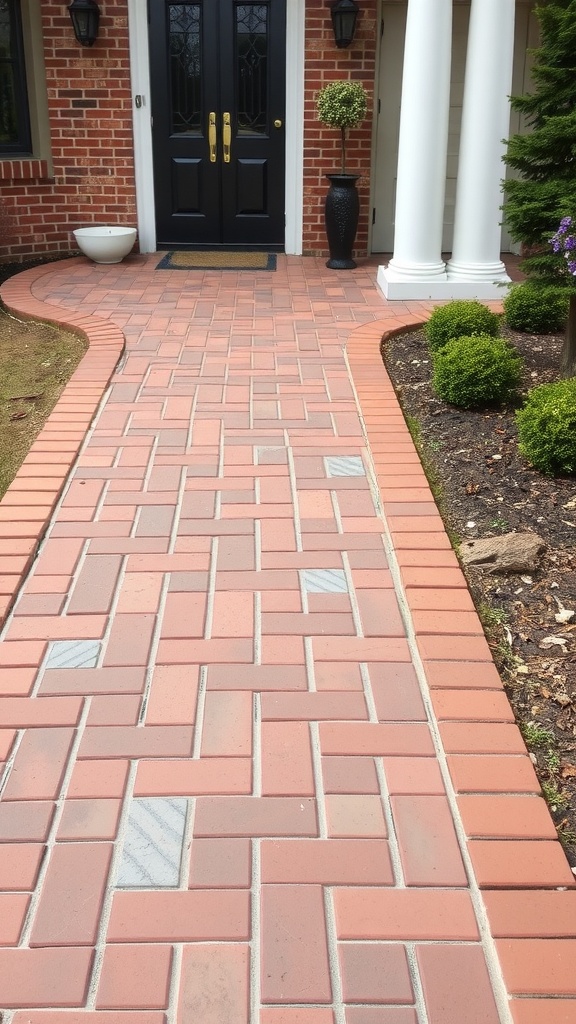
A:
[156,251,277,271]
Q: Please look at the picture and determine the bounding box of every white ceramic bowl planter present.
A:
[73,226,137,264]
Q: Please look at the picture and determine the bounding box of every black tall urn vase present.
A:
[324,173,360,270]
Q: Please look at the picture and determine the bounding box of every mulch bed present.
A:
[383,325,576,868]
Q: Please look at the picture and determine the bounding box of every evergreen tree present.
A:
[502,0,576,377]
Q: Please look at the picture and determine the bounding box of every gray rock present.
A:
[459,532,546,574]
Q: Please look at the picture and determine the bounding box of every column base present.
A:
[377,263,512,301]
[446,258,510,282]
[386,257,447,281]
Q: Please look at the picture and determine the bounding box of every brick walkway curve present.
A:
[0,254,574,1024]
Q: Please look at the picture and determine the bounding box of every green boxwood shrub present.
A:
[425,300,500,352]
[502,282,569,334]
[516,380,576,475]
[432,334,523,409]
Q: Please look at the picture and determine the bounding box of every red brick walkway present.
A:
[0,254,574,1024]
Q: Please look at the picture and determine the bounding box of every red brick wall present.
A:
[302,0,378,258]
[0,0,136,262]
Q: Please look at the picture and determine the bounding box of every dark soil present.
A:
[383,325,576,869]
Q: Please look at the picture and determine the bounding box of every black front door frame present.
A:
[149,0,287,250]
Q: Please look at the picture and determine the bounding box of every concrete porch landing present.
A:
[0,254,574,1024]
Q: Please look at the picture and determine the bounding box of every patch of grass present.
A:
[541,780,570,814]
[557,823,576,850]
[478,602,508,629]
[488,517,511,533]
[404,411,421,446]
[491,640,517,674]
[404,413,443,497]
[403,411,451,528]
[477,602,515,673]
[521,722,555,749]
[0,308,86,499]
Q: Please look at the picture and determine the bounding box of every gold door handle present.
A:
[223,112,231,163]
[274,119,282,128]
[209,112,217,162]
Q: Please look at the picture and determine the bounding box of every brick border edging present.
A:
[0,259,125,627]
[347,318,576,1021]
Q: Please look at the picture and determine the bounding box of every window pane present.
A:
[236,4,268,135]
[0,0,12,54]
[169,3,202,135]
[0,63,17,144]
[0,0,30,153]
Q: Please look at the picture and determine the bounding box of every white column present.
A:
[378,0,453,297]
[447,0,515,283]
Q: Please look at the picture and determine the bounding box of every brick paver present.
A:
[0,254,574,1023]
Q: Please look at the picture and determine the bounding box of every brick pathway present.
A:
[0,254,574,1024]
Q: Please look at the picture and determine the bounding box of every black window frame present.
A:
[0,0,32,156]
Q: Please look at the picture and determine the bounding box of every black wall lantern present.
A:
[330,0,359,48]
[68,0,101,46]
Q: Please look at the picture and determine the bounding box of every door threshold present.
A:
[157,244,284,253]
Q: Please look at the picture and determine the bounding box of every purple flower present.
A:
[550,218,576,279]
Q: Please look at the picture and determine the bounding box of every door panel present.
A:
[150,0,286,248]
[237,160,267,213]
[172,158,202,213]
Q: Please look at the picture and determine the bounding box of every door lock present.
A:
[274,119,282,128]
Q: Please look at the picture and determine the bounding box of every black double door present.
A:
[149,0,286,248]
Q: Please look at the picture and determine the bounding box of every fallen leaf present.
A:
[9,411,27,422]
[555,609,575,624]
[540,635,568,649]
[521,576,533,584]
[561,765,576,779]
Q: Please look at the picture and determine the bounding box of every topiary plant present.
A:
[432,334,523,409]
[502,282,569,335]
[316,81,368,174]
[425,300,500,353]
[516,379,576,475]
